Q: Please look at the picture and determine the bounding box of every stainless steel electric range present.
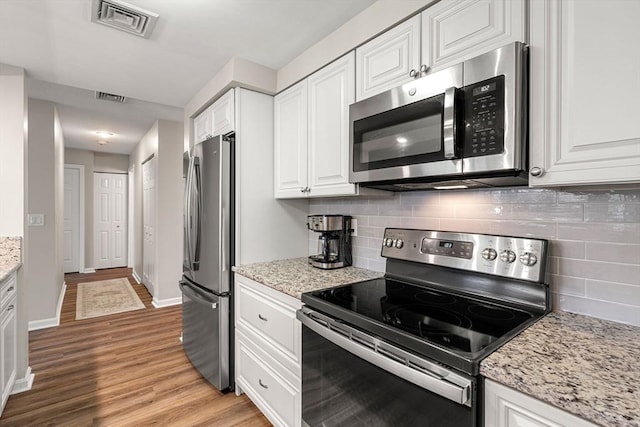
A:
[297,228,550,427]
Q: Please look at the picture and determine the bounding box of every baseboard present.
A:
[11,366,34,394]
[28,282,66,331]
[132,270,142,284]
[82,268,96,274]
[152,296,182,308]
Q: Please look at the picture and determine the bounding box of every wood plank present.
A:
[0,268,271,426]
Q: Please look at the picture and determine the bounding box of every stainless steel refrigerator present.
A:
[180,134,234,391]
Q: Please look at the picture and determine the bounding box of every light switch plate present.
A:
[350,218,358,236]
[28,214,45,226]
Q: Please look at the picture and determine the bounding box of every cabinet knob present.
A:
[530,167,545,177]
[409,69,418,78]
[420,64,430,76]
[300,187,306,193]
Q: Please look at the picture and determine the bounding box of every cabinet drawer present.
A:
[236,335,299,427]
[0,274,16,312]
[236,279,301,365]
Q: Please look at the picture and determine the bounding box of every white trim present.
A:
[28,282,66,331]
[152,296,182,308]
[82,268,96,274]
[132,270,142,284]
[127,164,134,268]
[11,367,34,395]
[64,164,85,273]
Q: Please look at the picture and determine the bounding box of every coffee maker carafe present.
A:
[307,215,352,269]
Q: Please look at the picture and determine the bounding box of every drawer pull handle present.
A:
[259,379,268,389]
[7,305,14,311]
[258,314,268,321]
[6,286,14,293]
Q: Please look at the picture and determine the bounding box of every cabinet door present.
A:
[355,15,421,101]
[485,379,597,427]
[1,299,16,412]
[529,0,640,186]
[193,106,213,144]
[422,0,527,72]
[274,80,308,198]
[212,89,235,136]
[307,52,357,197]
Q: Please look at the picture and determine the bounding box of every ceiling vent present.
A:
[90,0,159,39]
[95,91,127,103]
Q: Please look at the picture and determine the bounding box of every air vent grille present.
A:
[95,91,127,103]
[90,0,159,38]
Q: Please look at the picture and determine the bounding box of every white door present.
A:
[142,157,156,295]
[63,167,81,273]
[94,173,128,269]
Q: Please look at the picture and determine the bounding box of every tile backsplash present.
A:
[309,187,640,326]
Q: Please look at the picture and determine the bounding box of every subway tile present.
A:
[399,191,440,206]
[353,246,382,260]
[368,258,386,273]
[549,275,586,296]
[358,225,385,239]
[352,256,369,269]
[557,222,640,244]
[378,205,413,217]
[549,240,585,259]
[412,204,454,218]
[439,218,493,234]
[488,221,557,239]
[586,242,640,264]
[586,279,640,306]
[558,258,640,285]
[440,188,557,205]
[584,203,640,223]
[557,188,640,204]
[548,257,559,275]
[369,216,404,228]
[455,204,583,222]
[400,217,440,230]
[552,293,640,326]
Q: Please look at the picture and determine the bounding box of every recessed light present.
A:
[95,131,114,138]
[433,185,468,190]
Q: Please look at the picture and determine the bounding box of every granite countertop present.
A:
[232,257,383,299]
[481,311,640,427]
[0,237,22,282]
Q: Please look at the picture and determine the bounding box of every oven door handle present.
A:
[443,86,458,159]
[298,308,473,407]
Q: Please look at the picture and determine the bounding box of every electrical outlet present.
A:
[350,218,358,236]
[28,214,45,226]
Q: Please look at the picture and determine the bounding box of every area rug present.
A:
[76,278,145,320]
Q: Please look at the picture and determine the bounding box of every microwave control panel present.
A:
[463,75,505,158]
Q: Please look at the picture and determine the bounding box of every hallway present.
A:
[0,268,270,426]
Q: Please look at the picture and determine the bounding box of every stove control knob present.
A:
[384,238,394,248]
[519,252,538,267]
[395,239,404,249]
[482,248,497,261]
[499,250,517,263]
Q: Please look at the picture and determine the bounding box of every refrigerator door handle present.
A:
[185,156,195,271]
[193,157,202,269]
[179,281,219,309]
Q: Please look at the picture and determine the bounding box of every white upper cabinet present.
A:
[421,0,527,71]
[275,52,371,199]
[355,0,527,101]
[274,80,308,198]
[529,0,640,186]
[356,15,421,101]
[192,88,236,145]
[307,53,356,197]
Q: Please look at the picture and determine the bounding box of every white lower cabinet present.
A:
[484,379,597,427]
[235,274,302,427]
[0,272,17,415]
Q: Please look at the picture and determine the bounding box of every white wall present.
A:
[310,186,640,326]
[27,99,65,327]
[276,0,436,91]
[0,63,30,388]
[129,120,184,306]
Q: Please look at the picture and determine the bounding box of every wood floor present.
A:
[0,268,271,427]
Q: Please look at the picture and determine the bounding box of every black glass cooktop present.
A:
[305,278,535,356]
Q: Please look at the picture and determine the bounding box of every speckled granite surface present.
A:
[232,257,383,299]
[0,237,21,282]
[481,311,640,427]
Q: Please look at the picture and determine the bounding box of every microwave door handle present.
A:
[443,87,457,159]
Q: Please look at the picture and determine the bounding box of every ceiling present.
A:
[0,0,377,154]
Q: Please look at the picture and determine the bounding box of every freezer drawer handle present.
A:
[258,314,268,321]
[179,281,219,309]
[258,379,269,389]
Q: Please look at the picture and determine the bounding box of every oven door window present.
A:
[302,324,476,427]
[352,94,446,172]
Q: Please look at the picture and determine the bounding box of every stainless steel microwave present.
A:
[349,42,528,191]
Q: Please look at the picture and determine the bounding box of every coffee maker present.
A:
[307,214,353,269]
